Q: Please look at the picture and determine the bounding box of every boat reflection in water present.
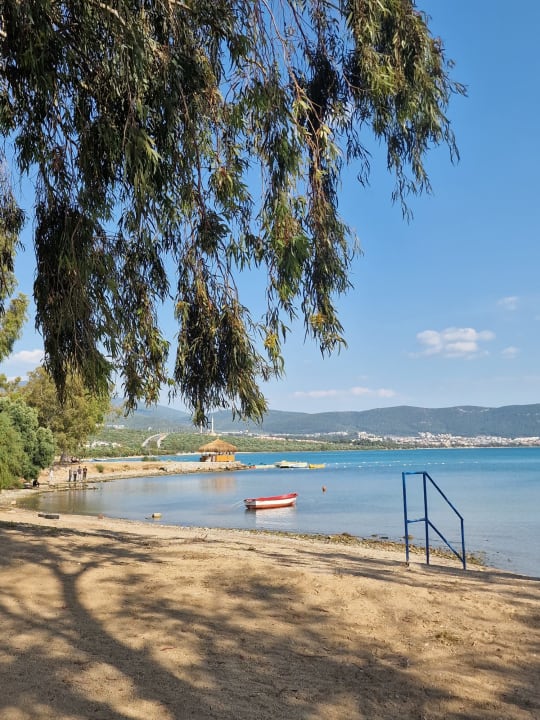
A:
[245,504,298,532]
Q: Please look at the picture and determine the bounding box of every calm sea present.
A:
[22,447,540,578]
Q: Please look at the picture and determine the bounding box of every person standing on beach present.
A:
[83,466,87,481]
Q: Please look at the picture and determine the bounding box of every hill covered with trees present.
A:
[108,404,540,440]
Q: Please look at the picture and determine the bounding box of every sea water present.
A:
[23,447,540,577]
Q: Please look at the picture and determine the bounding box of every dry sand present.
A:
[0,461,539,719]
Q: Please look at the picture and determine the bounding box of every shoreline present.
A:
[0,458,519,576]
[1,458,248,495]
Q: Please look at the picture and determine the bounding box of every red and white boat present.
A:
[244,492,298,510]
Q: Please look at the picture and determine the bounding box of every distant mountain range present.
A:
[109,403,540,439]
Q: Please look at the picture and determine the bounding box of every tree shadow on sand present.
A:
[0,520,538,719]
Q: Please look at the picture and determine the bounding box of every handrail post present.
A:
[423,472,430,566]
[461,516,467,570]
[402,472,410,564]
[401,469,466,570]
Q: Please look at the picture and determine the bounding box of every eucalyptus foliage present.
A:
[0,0,464,424]
[0,162,27,360]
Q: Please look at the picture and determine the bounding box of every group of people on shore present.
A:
[68,465,88,482]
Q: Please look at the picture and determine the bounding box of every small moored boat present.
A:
[244,492,298,510]
[275,460,309,469]
[308,463,325,469]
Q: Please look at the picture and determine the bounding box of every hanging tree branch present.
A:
[0,0,465,424]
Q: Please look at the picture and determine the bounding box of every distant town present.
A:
[354,431,540,448]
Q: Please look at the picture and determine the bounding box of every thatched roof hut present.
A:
[198,438,237,462]
[198,438,238,453]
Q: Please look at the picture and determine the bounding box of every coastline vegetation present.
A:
[87,428,399,458]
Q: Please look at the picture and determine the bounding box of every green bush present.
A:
[0,413,25,489]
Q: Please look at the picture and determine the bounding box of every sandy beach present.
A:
[1,462,539,719]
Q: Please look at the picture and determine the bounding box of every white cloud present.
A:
[292,389,339,399]
[1,348,44,372]
[350,386,396,398]
[377,388,397,398]
[10,349,44,364]
[294,386,396,399]
[498,296,519,311]
[415,327,495,358]
[501,346,519,359]
[348,386,373,397]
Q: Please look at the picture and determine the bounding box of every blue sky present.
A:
[2,1,540,415]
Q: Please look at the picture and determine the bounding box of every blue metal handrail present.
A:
[402,471,466,570]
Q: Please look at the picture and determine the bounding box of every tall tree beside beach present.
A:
[0,397,54,485]
[0,0,465,424]
[14,366,111,458]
